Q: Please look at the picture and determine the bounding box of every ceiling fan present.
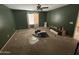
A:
[36,4,48,11]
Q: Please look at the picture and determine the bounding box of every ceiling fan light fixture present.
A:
[36,4,48,12]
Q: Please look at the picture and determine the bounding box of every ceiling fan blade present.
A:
[41,7,48,9]
[37,4,48,11]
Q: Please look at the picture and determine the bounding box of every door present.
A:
[33,13,39,28]
[74,11,79,41]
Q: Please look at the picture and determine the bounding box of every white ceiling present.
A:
[4,4,68,11]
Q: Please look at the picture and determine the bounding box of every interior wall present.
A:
[12,10,28,29]
[47,5,79,37]
[0,5,15,49]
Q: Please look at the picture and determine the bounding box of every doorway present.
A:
[27,12,39,28]
[74,11,79,41]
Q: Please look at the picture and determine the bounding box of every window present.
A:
[27,13,34,25]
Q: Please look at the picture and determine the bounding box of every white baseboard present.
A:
[0,30,17,52]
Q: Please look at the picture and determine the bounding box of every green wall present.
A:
[39,12,47,26]
[0,5,15,49]
[47,5,79,37]
[12,10,28,29]
[12,10,47,29]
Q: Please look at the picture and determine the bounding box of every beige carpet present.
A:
[0,27,77,55]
